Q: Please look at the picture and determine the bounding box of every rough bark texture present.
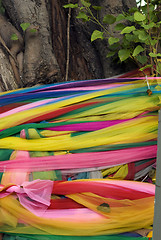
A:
[2,0,62,86]
[0,0,137,91]
[0,48,18,91]
[0,14,24,88]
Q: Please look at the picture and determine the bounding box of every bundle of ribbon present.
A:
[0,75,160,239]
[0,179,155,236]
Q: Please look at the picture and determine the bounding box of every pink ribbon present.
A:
[0,145,157,172]
[0,179,53,216]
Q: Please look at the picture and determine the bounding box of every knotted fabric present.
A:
[0,179,53,216]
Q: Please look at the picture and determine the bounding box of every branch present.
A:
[0,34,18,66]
[65,0,71,81]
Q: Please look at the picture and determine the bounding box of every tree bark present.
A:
[2,0,62,86]
[0,48,19,91]
[52,0,94,81]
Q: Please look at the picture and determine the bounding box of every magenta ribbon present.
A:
[0,179,53,216]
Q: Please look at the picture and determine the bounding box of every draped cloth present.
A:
[0,179,155,236]
[0,76,159,239]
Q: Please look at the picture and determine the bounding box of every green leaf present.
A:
[149,52,161,57]
[11,33,18,41]
[63,3,78,8]
[125,33,138,42]
[141,5,147,14]
[138,30,148,41]
[92,6,102,11]
[108,43,120,50]
[0,4,5,14]
[121,26,136,34]
[149,39,158,46]
[76,12,89,21]
[139,64,153,72]
[20,22,30,31]
[149,4,155,11]
[125,15,134,22]
[114,23,125,31]
[30,28,37,33]
[136,55,148,64]
[134,11,146,21]
[108,37,120,45]
[133,30,148,41]
[116,14,125,22]
[132,45,144,57]
[142,23,155,30]
[129,7,138,13]
[118,49,131,61]
[151,14,158,23]
[91,30,104,42]
[133,30,139,35]
[106,51,116,57]
[122,37,131,48]
[145,38,151,45]
[80,0,91,7]
[133,30,142,35]
[103,14,116,24]
[156,62,161,75]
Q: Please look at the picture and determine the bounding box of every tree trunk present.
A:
[2,0,62,86]
[52,0,94,81]
[53,0,137,80]
[0,0,136,91]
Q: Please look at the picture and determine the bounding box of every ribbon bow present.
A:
[0,179,53,216]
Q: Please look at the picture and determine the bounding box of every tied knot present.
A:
[0,179,53,216]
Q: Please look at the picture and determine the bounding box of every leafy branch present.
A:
[64,0,161,77]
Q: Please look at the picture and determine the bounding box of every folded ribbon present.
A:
[0,179,53,216]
